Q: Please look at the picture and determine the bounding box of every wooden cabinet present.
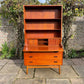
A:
[23,5,63,74]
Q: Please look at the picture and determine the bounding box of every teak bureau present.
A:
[23,5,64,74]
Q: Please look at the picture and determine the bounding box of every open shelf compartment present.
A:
[26,30,61,39]
[24,6,61,19]
[25,19,61,30]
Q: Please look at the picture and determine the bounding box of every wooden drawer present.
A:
[24,52,63,60]
[24,59,62,65]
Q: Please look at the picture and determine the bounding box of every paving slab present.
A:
[72,65,84,77]
[71,58,84,65]
[17,67,34,78]
[70,78,84,84]
[0,60,8,65]
[0,65,3,70]
[14,78,45,84]
[0,73,17,84]
[63,59,74,65]
[46,79,71,84]
[7,60,23,64]
[82,58,84,61]
[0,59,9,61]
[35,65,78,78]
[0,64,22,74]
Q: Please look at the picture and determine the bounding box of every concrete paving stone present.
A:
[0,73,17,84]
[0,60,8,65]
[82,58,84,61]
[0,65,3,70]
[72,65,84,77]
[46,79,71,84]
[22,64,26,68]
[7,59,23,64]
[71,58,84,65]
[14,78,45,84]
[17,67,34,78]
[35,66,78,78]
[0,64,22,73]
[70,78,84,84]
[63,59,74,65]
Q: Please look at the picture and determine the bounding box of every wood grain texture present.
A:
[25,9,61,19]
[24,52,63,60]
[24,59,62,65]
[23,5,63,74]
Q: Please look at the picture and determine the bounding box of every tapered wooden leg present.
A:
[59,65,60,74]
[26,66,28,74]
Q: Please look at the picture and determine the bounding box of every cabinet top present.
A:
[23,5,63,7]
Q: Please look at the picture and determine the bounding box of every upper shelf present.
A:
[24,7,61,19]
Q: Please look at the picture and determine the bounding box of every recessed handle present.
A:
[29,61,33,63]
[29,56,33,58]
[54,61,57,63]
[54,56,57,58]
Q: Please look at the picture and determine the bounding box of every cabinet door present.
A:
[28,40,38,46]
[48,38,61,46]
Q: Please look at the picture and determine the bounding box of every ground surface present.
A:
[0,58,84,84]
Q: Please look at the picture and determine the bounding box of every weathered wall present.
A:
[0,15,84,51]
[68,15,84,50]
[0,17,17,50]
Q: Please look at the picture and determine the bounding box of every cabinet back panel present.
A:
[26,31,61,38]
[25,21,61,30]
[25,9,61,19]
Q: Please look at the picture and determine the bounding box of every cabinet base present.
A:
[26,65,61,74]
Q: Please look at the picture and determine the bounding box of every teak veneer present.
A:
[23,5,63,74]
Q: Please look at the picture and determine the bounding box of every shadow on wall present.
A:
[0,17,17,50]
[68,15,84,50]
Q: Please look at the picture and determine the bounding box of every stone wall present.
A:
[0,15,84,51]
[68,15,84,50]
[0,18,17,51]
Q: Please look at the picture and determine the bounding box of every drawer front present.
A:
[24,52,63,60]
[24,59,63,65]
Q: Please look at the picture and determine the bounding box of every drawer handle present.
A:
[29,56,33,58]
[29,61,33,63]
[54,56,57,58]
[54,61,57,63]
